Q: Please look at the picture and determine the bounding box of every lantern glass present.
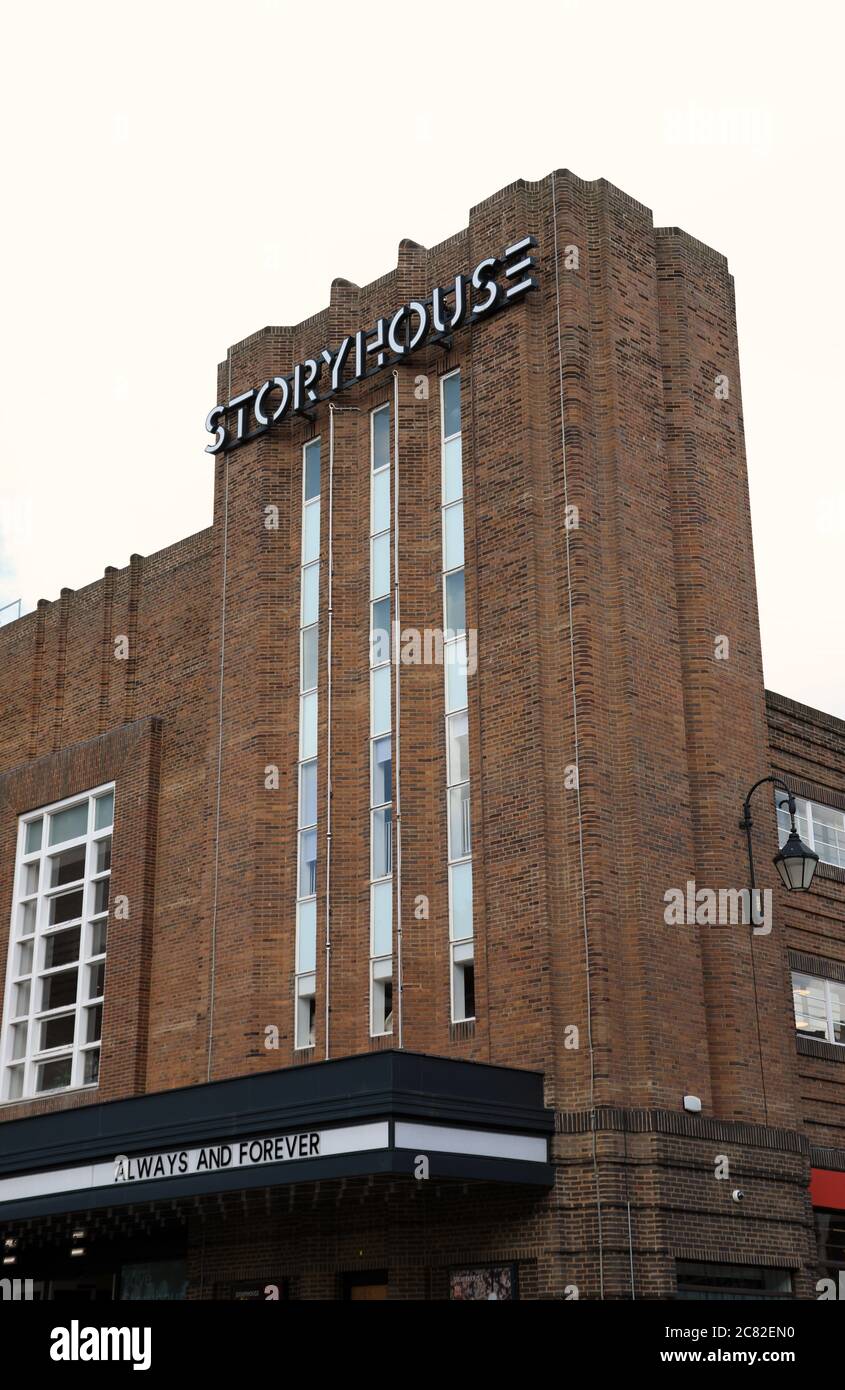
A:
[773,831,819,892]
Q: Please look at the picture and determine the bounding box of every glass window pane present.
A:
[299,828,317,898]
[95,837,112,874]
[301,562,319,626]
[372,466,390,534]
[449,861,473,940]
[90,920,108,957]
[39,1012,76,1051]
[443,373,461,438]
[25,817,43,854]
[371,880,392,956]
[296,900,317,974]
[13,980,31,1017]
[94,791,114,831]
[372,405,390,471]
[85,1004,103,1044]
[44,926,81,970]
[371,666,391,736]
[372,736,392,807]
[299,760,317,828]
[297,972,316,1000]
[372,807,392,879]
[16,940,34,976]
[22,862,39,895]
[10,1022,27,1061]
[371,532,390,600]
[7,1065,24,1100]
[35,1057,73,1093]
[830,980,845,1045]
[370,597,390,666]
[443,436,463,504]
[87,961,105,1001]
[83,1049,100,1085]
[444,569,466,635]
[92,879,109,916]
[41,968,78,1012]
[302,499,320,564]
[449,784,472,860]
[304,440,321,500]
[445,638,468,713]
[49,888,84,926]
[301,624,318,692]
[48,844,87,889]
[443,503,465,571]
[49,801,88,846]
[811,801,845,869]
[20,900,37,937]
[792,972,828,1039]
[447,711,470,786]
[300,691,317,760]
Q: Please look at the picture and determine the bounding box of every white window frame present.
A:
[440,369,475,1024]
[295,437,320,1050]
[792,970,845,1046]
[2,783,114,1103]
[369,402,393,1036]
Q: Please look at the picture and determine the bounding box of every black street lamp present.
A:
[740,775,819,895]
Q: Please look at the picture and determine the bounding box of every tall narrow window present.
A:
[370,403,393,1035]
[295,437,320,1049]
[2,786,113,1100]
[441,370,474,1022]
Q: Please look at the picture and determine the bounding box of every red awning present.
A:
[810,1168,845,1210]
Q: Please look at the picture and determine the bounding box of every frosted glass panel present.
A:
[49,802,88,846]
[296,900,317,973]
[449,861,473,940]
[304,440,321,500]
[371,666,391,735]
[301,563,319,626]
[443,503,465,571]
[371,532,390,600]
[302,500,320,563]
[372,406,391,471]
[371,880,392,956]
[443,373,461,438]
[300,692,317,760]
[443,437,463,504]
[445,638,468,713]
[372,467,390,534]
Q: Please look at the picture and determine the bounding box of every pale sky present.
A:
[1,0,842,717]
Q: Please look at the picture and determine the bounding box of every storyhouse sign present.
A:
[205,236,538,454]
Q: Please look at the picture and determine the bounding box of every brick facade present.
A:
[0,169,842,1299]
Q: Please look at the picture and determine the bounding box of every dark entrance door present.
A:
[344,1270,388,1300]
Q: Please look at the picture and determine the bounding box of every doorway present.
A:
[344,1270,388,1300]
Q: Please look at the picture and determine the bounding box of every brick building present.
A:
[0,170,843,1301]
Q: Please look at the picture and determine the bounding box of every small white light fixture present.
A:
[72,1229,86,1241]
[683,1095,702,1114]
[70,1246,86,1258]
[2,1254,17,1266]
[3,1237,18,1250]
